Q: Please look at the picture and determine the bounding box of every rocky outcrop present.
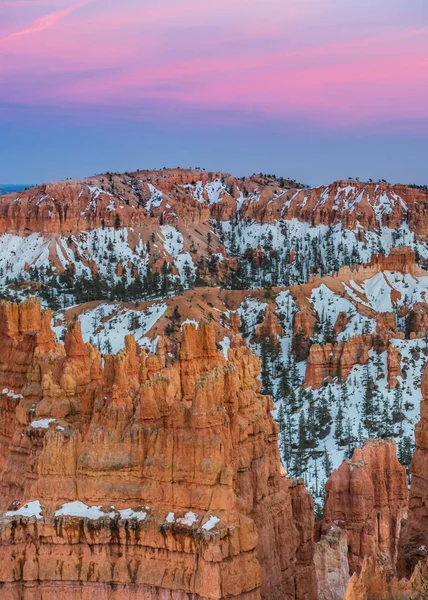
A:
[343,557,420,600]
[292,310,317,362]
[305,335,372,389]
[398,360,428,577]
[2,174,428,238]
[404,302,428,338]
[254,305,285,347]
[334,247,425,282]
[322,440,408,576]
[0,298,317,599]
[387,345,402,389]
[314,526,349,600]
[290,479,319,599]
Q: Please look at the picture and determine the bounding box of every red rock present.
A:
[305,335,372,389]
[292,310,316,362]
[253,305,284,345]
[398,360,428,577]
[344,557,423,600]
[0,299,318,599]
[323,440,408,576]
[314,526,350,600]
[387,345,402,389]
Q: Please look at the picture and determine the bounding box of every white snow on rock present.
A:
[205,179,227,204]
[58,302,167,355]
[5,500,43,519]
[202,515,220,531]
[174,252,196,283]
[146,184,163,211]
[176,511,199,526]
[181,319,199,330]
[118,508,147,521]
[363,272,393,313]
[55,501,115,519]
[165,512,175,523]
[30,418,55,429]
[160,225,184,257]
[219,336,230,360]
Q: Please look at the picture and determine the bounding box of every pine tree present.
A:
[344,418,354,458]
[334,401,345,447]
[323,316,334,344]
[323,445,333,478]
[260,337,273,395]
[362,364,377,436]
[276,402,285,432]
[278,366,291,400]
[283,414,296,472]
[316,393,332,431]
[393,384,404,436]
[380,394,393,438]
[298,411,307,450]
[340,381,349,408]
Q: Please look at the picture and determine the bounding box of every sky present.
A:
[1,0,427,185]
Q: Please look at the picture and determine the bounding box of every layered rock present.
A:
[398,360,428,577]
[322,440,408,576]
[343,557,419,600]
[387,345,402,389]
[292,309,317,362]
[253,305,285,347]
[314,526,349,600]
[1,174,428,238]
[304,335,372,389]
[0,298,317,599]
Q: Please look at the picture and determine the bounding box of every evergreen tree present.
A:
[298,411,307,450]
[334,401,345,447]
[316,393,332,431]
[393,384,404,435]
[323,445,333,478]
[260,337,273,395]
[380,394,393,438]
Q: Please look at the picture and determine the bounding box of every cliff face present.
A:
[305,335,373,389]
[314,526,350,600]
[0,298,317,600]
[1,174,427,236]
[322,440,408,576]
[398,360,428,577]
[343,557,418,600]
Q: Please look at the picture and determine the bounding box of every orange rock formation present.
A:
[398,360,428,578]
[0,298,318,600]
[322,440,408,576]
[304,335,373,389]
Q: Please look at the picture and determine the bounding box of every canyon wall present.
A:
[1,172,428,236]
[398,360,428,578]
[0,298,318,600]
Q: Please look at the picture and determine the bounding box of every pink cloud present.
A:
[0,0,427,128]
[1,0,96,43]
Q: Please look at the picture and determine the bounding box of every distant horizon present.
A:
[1,166,426,190]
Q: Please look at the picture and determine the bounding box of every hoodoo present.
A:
[0,298,318,599]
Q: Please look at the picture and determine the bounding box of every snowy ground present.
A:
[236,274,424,513]
[53,302,167,355]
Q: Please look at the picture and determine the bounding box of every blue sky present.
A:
[1,0,427,184]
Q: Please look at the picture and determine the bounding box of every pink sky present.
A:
[1,0,428,185]
[1,0,427,127]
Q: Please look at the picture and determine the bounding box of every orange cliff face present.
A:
[1,173,428,236]
[0,297,318,600]
[321,440,408,577]
[398,360,428,578]
[304,335,373,389]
